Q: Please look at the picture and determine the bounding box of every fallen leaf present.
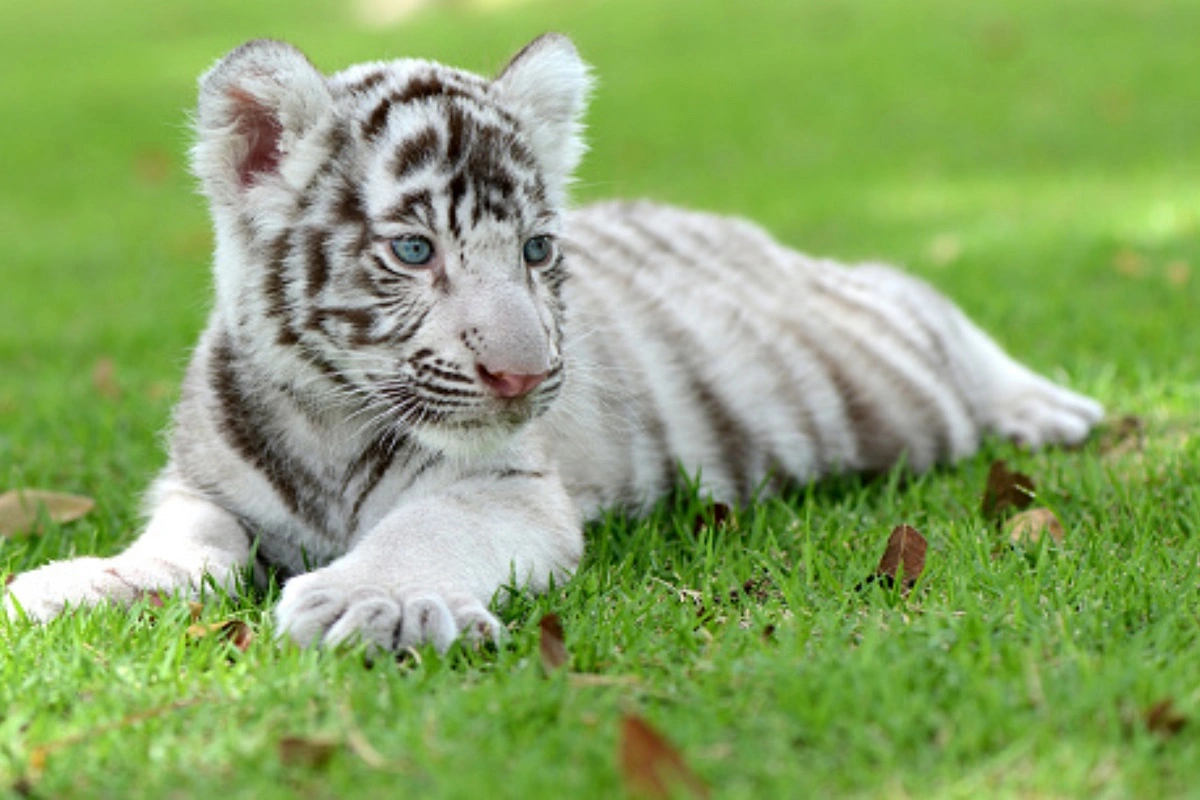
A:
[356,0,438,27]
[147,381,175,403]
[1005,508,1065,545]
[928,233,961,266]
[188,601,205,621]
[691,502,731,536]
[1098,89,1132,123]
[1113,248,1146,277]
[0,490,95,537]
[134,590,166,608]
[979,21,1022,60]
[981,460,1036,519]
[279,736,339,769]
[538,613,569,672]
[1145,699,1187,738]
[133,149,171,185]
[91,357,120,400]
[618,714,709,799]
[1098,414,1146,456]
[1165,260,1191,287]
[874,524,928,590]
[567,674,642,689]
[187,619,254,652]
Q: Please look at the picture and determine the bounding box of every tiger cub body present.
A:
[4,35,1102,650]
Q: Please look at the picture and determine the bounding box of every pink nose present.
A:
[476,364,549,398]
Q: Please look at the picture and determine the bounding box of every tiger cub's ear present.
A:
[192,39,334,207]
[492,33,594,201]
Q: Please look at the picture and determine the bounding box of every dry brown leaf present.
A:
[1005,508,1065,545]
[875,524,928,589]
[567,674,642,689]
[691,502,731,536]
[928,233,961,266]
[618,714,709,799]
[1145,699,1187,738]
[1098,414,1146,456]
[1165,260,1191,287]
[134,590,166,608]
[279,736,339,769]
[91,357,120,400]
[133,149,171,185]
[187,619,254,652]
[1113,248,1147,277]
[538,613,569,672]
[0,489,95,537]
[981,460,1036,519]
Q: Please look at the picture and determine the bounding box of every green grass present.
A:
[1,0,1198,796]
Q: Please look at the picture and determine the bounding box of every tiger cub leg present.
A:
[274,469,583,653]
[859,264,1104,448]
[3,483,251,621]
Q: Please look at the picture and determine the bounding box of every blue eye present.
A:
[522,235,554,266]
[390,236,434,266]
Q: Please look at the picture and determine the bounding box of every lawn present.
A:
[1,0,1198,796]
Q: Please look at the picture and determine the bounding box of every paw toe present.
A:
[992,378,1104,450]
[323,593,401,649]
[449,597,504,646]
[277,584,351,647]
[395,593,457,652]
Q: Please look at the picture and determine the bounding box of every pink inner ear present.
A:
[229,88,283,187]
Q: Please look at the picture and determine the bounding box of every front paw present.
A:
[275,569,503,653]
[3,556,188,622]
[990,369,1104,449]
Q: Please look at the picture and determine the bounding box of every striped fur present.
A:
[4,35,1102,650]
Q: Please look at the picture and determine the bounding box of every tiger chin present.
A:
[3,34,1103,652]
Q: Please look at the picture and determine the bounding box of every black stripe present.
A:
[446,172,468,239]
[807,279,955,461]
[209,333,335,535]
[263,232,301,346]
[346,70,387,94]
[308,305,381,347]
[392,127,441,179]
[384,189,434,226]
[303,228,330,299]
[389,306,431,346]
[344,432,405,533]
[571,223,756,500]
[362,72,501,142]
[493,468,547,480]
[444,102,468,165]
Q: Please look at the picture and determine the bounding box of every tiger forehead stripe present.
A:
[360,70,502,142]
[392,127,441,179]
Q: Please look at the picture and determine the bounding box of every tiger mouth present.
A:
[372,383,550,434]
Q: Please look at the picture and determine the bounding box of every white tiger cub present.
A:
[3,35,1102,651]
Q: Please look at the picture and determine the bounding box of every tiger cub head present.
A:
[191,34,592,453]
